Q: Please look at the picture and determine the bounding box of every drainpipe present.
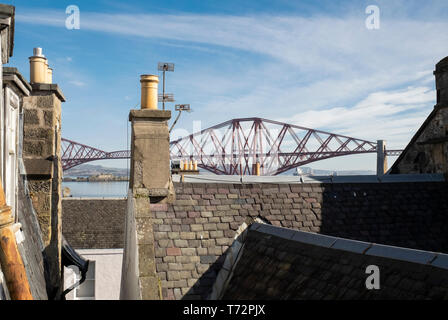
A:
[0,181,33,300]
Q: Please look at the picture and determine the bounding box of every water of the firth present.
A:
[62,181,128,198]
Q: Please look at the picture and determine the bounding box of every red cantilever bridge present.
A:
[62,117,402,176]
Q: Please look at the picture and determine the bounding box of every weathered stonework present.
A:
[0,4,14,65]
[391,56,448,174]
[129,109,174,203]
[23,90,63,242]
[120,190,162,299]
[121,109,174,300]
[22,84,65,299]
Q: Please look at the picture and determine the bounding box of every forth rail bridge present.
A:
[61,117,402,176]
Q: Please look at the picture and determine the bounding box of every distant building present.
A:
[62,198,126,300]
[64,248,123,300]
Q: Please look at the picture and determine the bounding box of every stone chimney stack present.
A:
[435,57,448,106]
[121,74,174,300]
[23,47,65,299]
[129,74,174,203]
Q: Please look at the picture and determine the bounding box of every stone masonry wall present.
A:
[23,92,61,244]
[152,181,448,300]
[23,88,64,299]
[62,198,126,249]
[222,227,448,300]
[390,106,448,174]
[391,56,448,175]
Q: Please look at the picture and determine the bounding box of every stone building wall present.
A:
[151,181,448,299]
[22,85,65,299]
[22,87,64,244]
[221,223,448,300]
[390,56,448,175]
[62,198,126,249]
[390,107,448,174]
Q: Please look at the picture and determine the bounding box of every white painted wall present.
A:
[64,248,123,300]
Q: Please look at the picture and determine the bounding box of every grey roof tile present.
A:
[331,238,371,254]
[365,244,436,265]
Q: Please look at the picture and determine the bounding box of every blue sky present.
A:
[4,0,448,170]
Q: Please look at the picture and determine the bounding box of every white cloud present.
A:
[69,80,86,87]
[279,86,436,148]
[15,6,448,169]
[16,10,448,71]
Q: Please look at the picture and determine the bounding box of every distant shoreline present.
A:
[63,176,129,182]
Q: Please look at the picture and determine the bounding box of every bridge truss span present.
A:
[170,117,381,175]
[62,117,402,175]
[61,138,130,170]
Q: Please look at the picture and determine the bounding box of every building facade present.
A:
[62,198,126,300]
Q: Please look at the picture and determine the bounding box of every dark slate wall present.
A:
[222,229,448,300]
[152,181,448,300]
[62,199,126,249]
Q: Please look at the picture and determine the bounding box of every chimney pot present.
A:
[140,74,159,110]
[47,67,53,84]
[29,47,48,84]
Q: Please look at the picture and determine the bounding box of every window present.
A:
[3,88,19,216]
[75,261,95,300]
